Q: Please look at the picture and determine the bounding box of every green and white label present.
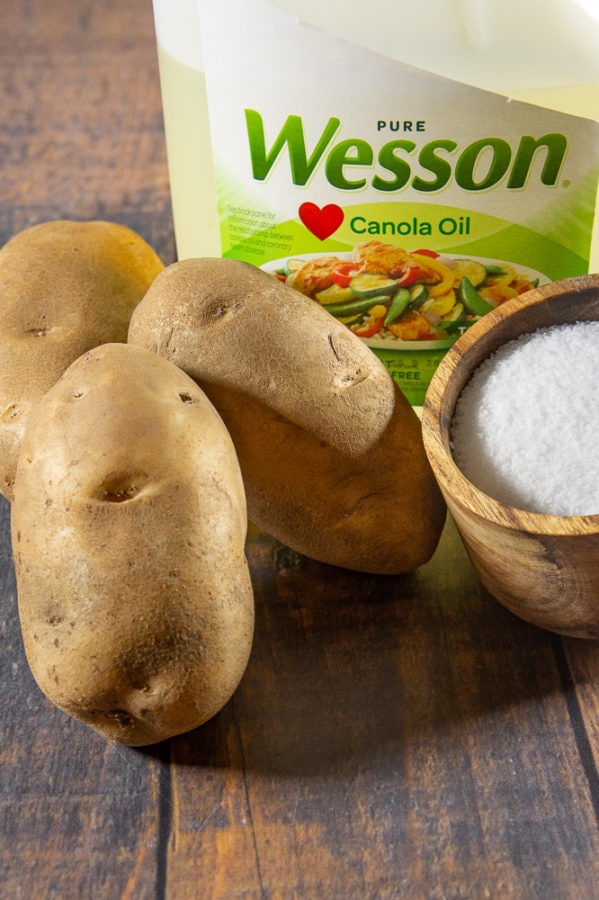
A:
[198,0,599,405]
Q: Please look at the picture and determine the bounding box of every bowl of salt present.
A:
[422,273,599,638]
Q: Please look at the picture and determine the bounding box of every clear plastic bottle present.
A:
[152,0,599,404]
[154,0,598,255]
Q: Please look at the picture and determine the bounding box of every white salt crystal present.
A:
[451,320,599,516]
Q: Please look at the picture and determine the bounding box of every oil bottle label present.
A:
[198,0,599,405]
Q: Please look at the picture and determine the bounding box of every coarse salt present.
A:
[450,320,599,516]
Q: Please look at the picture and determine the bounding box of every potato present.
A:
[128,258,446,574]
[11,343,254,746]
[0,219,164,500]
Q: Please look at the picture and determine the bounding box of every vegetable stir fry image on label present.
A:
[268,241,544,346]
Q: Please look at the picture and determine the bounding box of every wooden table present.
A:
[2,3,599,897]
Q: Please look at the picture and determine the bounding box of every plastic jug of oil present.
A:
[152,0,599,405]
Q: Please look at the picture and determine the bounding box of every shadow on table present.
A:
[146,525,563,777]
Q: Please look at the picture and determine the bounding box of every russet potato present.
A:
[11,343,254,746]
[0,220,164,500]
[128,258,446,574]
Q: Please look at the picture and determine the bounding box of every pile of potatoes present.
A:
[0,220,446,746]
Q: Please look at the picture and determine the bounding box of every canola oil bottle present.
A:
[152,0,599,406]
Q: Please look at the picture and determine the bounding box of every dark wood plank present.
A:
[0,0,175,263]
[165,526,599,899]
[564,638,599,783]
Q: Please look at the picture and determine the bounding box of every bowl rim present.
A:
[421,273,599,537]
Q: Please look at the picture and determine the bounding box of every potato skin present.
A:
[0,220,164,500]
[11,343,254,746]
[128,258,446,574]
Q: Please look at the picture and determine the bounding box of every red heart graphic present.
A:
[299,202,344,240]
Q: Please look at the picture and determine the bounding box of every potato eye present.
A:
[24,326,51,337]
[95,473,150,503]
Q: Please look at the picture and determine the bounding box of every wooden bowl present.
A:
[422,274,599,639]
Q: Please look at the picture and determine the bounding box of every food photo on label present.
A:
[268,240,542,345]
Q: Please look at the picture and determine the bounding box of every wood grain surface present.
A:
[2,2,599,898]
